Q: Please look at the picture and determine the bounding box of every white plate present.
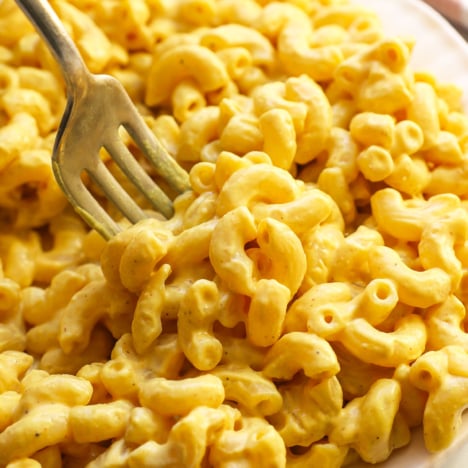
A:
[346,1,468,466]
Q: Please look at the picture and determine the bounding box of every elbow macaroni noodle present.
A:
[2,0,468,465]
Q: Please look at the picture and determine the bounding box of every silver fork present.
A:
[15,0,191,239]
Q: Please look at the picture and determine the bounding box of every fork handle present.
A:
[14,0,89,92]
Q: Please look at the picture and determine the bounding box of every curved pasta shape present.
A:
[259,108,296,169]
[146,44,230,106]
[262,332,340,381]
[371,188,462,241]
[178,279,223,371]
[58,279,109,354]
[325,127,359,182]
[118,227,172,293]
[285,282,353,333]
[2,87,55,134]
[308,279,399,338]
[0,149,68,230]
[280,34,342,83]
[300,223,345,291]
[200,24,275,67]
[384,154,431,196]
[259,3,343,81]
[425,163,468,196]
[271,376,343,447]
[350,112,395,149]
[374,37,411,73]
[407,81,440,150]
[369,245,452,308]
[357,145,394,182]
[109,333,185,384]
[182,191,218,228]
[286,75,333,164]
[216,47,253,80]
[0,373,93,464]
[252,187,334,235]
[213,150,258,189]
[356,61,413,114]
[212,365,283,416]
[0,405,70,465]
[425,295,468,351]
[246,278,289,347]
[218,333,267,370]
[171,78,207,123]
[425,130,463,165]
[392,364,427,428]
[139,374,225,416]
[132,264,171,355]
[329,378,405,464]
[167,405,240,467]
[209,206,257,296]
[318,167,356,224]
[100,219,173,291]
[0,319,25,354]
[163,219,217,267]
[410,346,468,452]
[254,218,307,297]
[209,416,286,466]
[357,278,399,325]
[70,400,133,443]
[0,351,33,393]
[252,81,309,134]
[339,315,426,367]
[219,113,264,155]
[177,106,220,162]
[0,113,39,170]
[391,119,424,156]
[331,224,384,283]
[125,407,172,446]
[216,164,300,216]
[418,210,468,289]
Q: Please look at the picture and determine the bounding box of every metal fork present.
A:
[15,0,191,239]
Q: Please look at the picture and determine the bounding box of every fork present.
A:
[15,0,191,239]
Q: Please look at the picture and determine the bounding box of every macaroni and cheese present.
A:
[1,0,468,466]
